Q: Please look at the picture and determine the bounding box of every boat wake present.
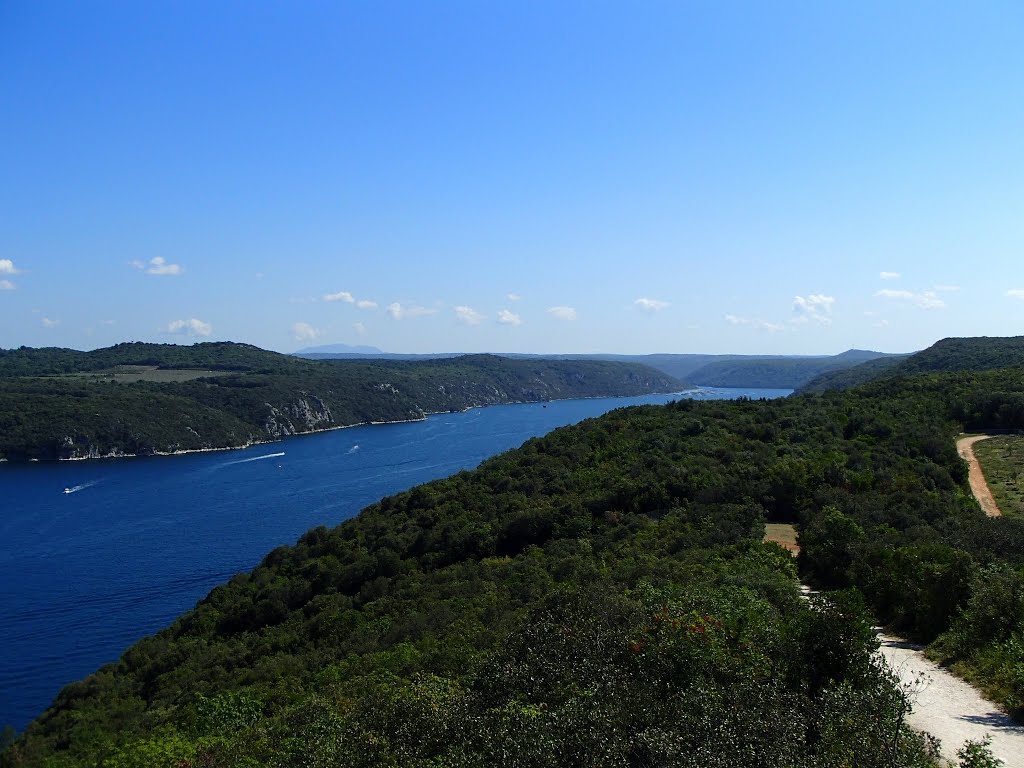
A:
[347,444,360,454]
[62,480,98,495]
[220,451,285,467]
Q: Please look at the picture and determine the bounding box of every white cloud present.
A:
[353,321,367,336]
[792,294,835,325]
[874,288,945,309]
[323,291,355,303]
[875,289,914,300]
[0,279,14,290]
[547,306,577,321]
[454,305,484,325]
[1007,289,1024,300]
[724,314,784,332]
[634,297,670,312]
[166,318,212,337]
[356,299,378,310]
[507,292,522,301]
[386,302,436,320]
[0,259,20,275]
[41,317,59,328]
[497,309,522,326]
[879,271,901,280]
[134,256,183,276]
[291,321,320,341]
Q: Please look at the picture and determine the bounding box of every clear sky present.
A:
[2,2,1023,355]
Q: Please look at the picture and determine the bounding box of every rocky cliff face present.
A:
[263,394,333,438]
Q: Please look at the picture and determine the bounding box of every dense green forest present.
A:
[799,336,1024,393]
[0,344,680,461]
[7,356,1024,766]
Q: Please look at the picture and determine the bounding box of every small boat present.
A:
[63,488,72,494]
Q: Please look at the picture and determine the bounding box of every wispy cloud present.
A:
[0,259,20,275]
[386,302,436,320]
[41,317,59,328]
[0,279,14,291]
[507,292,522,302]
[934,284,960,292]
[166,318,212,336]
[291,321,320,341]
[1007,289,1024,300]
[356,300,377,310]
[497,309,522,326]
[792,294,835,325]
[547,306,577,321]
[634,297,670,312]
[879,271,900,280]
[724,314,785,333]
[323,290,354,303]
[874,288,945,309]
[133,256,183,276]
[353,321,367,336]
[454,305,484,325]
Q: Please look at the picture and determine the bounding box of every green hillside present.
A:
[299,350,899,389]
[797,356,909,393]
[0,344,681,461]
[799,336,1024,393]
[8,363,1024,765]
[685,349,900,389]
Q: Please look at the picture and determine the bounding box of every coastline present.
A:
[13,387,702,464]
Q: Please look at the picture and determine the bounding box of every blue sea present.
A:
[0,387,789,731]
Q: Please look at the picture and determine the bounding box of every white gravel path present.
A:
[878,633,1024,767]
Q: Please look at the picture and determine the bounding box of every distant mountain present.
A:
[294,343,384,355]
[684,349,901,389]
[798,336,1024,393]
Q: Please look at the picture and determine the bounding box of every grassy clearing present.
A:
[65,368,236,384]
[972,435,1024,517]
[764,523,799,555]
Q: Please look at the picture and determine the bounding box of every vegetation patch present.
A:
[764,523,799,554]
[972,435,1024,517]
[65,368,236,384]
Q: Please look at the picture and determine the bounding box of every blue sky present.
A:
[2,2,1023,355]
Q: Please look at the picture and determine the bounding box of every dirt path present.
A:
[957,435,1002,517]
[879,634,1024,766]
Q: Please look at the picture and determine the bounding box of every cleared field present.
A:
[972,435,1024,517]
[764,523,799,555]
[66,367,236,383]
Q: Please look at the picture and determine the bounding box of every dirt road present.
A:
[957,435,1002,517]
[879,634,1024,766]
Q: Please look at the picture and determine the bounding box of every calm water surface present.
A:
[0,387,789,730]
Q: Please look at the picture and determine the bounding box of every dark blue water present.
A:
[0,387,789,731]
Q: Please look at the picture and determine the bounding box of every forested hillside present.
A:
[298,349,899,389]
[8,364,1024,766]
[799,336,1024,392]
[686,350,902,389]
[0,344,680,461]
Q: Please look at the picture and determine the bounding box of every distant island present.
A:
[0,343,681,461]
